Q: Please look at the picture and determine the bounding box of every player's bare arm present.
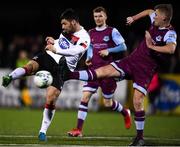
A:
[126,9,154,25]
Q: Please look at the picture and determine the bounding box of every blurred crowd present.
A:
[0,35,44,69]
[0,32,179,73]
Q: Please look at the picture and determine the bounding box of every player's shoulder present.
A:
[107,26,120,34]
[164,25,177,36]
[75,27,90,43]
[107,26,114,30]
[88,28,96,33]
[76,27,89,37]
[168,25,176,32]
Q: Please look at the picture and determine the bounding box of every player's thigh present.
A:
[95,64,120,78]
[101,78,117,95]
[24,60,39,74]
[100,79,116,107]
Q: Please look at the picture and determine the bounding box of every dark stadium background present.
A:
[0,0,179,72]
[0,0,179,36]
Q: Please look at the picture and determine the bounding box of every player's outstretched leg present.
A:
[2,75,12,87]
[2,67,29,87]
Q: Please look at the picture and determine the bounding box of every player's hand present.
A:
[45,44,56,53]
[99,49,109,57]
[46,37,55,45]
[145,31,154,49]
[85,58,92,66]
[126,17,134,25]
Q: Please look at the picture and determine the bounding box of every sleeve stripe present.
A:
[80,43,87,49]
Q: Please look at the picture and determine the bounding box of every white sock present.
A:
[39,108,55,134]
[78,102,88,120]
[135,121,145,130]
[78,110,88,120]
[9,67,26,79]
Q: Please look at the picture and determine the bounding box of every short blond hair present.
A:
[154,4,173,22]
[93,6,107,15]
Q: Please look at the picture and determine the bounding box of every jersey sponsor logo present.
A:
[103,36,110,42]
[93,43,108,49]
[58,38,70,49]
[156,35,162,42]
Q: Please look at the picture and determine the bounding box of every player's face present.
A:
[154,9,166,27]
[61,19,76,34]
[93,11,107,27]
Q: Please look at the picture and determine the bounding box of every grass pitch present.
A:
[0,108,180,146]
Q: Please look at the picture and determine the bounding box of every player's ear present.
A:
[72,20,76,25]
[162,16,167,21]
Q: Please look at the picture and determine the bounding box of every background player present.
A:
[65,6,131,137]
[2,8,90,141]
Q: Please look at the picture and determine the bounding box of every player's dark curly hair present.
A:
[60,8,79,22]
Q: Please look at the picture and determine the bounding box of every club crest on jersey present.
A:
[58,38,70,49]
[156,35,162,42]
[103,36,110,42]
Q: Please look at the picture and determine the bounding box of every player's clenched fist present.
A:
[46,37,55,45]
[126,17,134,25]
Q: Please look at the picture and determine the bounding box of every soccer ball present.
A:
[34,70,53,88]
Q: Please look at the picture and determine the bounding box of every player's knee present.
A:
[103,99,112,107]
[81,96,90,103]
[25,60,39,75]
[46,87,60,102]
[133,95,144,111]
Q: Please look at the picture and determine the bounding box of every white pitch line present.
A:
[0,135,180,141]
[0,145,116,147]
